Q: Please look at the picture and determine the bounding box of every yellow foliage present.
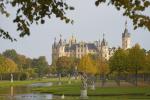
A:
[0,55,18,74]
[96,59,109,75]
[78,55,98,75]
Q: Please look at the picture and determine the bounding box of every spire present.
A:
[103,33,105,39]
[53,37,57,47]
[123,20,130,37]
[60,34,62,39]
[59,34,63,45]
[125,20,127,29]
[101,33,107,46]
[54,37,56,42]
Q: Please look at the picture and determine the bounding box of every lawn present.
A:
[0,77,73,88]
[33,80,150,96]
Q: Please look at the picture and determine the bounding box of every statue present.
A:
[81,72,87,90]
[80,72,88,99]
[11,73,13,83]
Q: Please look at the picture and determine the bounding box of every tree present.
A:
[95,0,150,31]
[109,48,128,86]
[56,56,72,76]
[1,0,150,41]
[3,49,18,62]
[78,55,98,90]
[128,44,145,86]
[78,55,97,75]
[3,49,28,80]
[0,54,18,80]
[143,51,150,82]
[25,68,37,79]
[32,56,49,77]
[0,54,6,80]
[96,57,109,86]
[0,0,74,41]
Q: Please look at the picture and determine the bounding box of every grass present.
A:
[52,95,150,100]
[0,77,74,88]
[33,80,150,96]
[0,78,150,100]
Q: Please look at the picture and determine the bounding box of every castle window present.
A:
[81,48,83,52]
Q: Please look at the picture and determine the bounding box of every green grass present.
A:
[33,80,150,96]
[52,95,150,100]
[0,77,75,88]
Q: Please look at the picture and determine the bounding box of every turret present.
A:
[122,21,131,50]
[101,34,109,60]
[58,34,63,46]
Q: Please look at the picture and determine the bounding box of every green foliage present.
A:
[1,0,150,41]
[0,0,74,41]
[109,48,128,73]
[32,56,49,77]
[95,0,150,31]
[144,52,150,73]
[2,49,49,80]
[56,56,72,75]
[128,44,145,72]
[33,80,150,96]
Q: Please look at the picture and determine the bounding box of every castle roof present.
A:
[64,43,98,52]
[122,28,130,38]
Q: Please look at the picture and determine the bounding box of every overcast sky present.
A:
[0,0,150,64]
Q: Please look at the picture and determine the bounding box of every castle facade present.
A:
[52,23,131,63]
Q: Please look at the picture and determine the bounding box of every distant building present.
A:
[122,21,131,50]
[52,22,131,63]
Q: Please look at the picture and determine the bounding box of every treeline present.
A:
[109,44,150,86]
[0,49,50,80]
[53,44,150,86]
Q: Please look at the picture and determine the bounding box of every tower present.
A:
[101,34,109,60]
[69,35,76,45]
[122,21,131,50]
[52,37,57,65]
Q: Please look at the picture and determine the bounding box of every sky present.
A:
[0,0,150,64]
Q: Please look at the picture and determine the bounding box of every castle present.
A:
[52,22,131,63]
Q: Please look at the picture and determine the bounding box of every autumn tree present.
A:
[0,54,18,80]
[128,44,145,86]
[78,55,98,90]
[0,54,5,80]
[109,48,128,86]
[96,57,109,86]
[78,55,97,75]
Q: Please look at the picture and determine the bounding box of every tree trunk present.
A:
[117,72,120,86]
[101,74,105,87]
[18,73,21,81]
[0,74,2,80]
[135,66,138,86]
